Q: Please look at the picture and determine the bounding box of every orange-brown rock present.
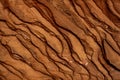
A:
[0,0,120,80]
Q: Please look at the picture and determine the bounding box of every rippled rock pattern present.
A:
[0,0,120,80]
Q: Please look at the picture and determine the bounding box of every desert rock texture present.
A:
[0,0,120,80]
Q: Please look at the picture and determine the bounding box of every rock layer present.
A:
[0,0,120,80]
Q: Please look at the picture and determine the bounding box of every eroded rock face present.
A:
[0,0,120,80]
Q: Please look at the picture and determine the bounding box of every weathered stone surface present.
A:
[0,0,120,80]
